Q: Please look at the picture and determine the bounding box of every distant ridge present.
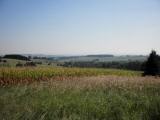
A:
[86,54,114,57]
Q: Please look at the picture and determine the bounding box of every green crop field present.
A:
[0,67,160,120]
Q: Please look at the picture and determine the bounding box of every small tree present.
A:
[143,50,160,76]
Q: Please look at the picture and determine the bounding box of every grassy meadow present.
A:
[0,67,160,120]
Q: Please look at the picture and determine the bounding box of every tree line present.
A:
[60,61,145,71]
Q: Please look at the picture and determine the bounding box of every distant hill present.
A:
[86,54,114,57]
[3,54,30,61]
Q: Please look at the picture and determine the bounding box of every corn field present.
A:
[0,67,140,86]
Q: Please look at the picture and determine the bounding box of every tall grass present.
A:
[0,76,160,120]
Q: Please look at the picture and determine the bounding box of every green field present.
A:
[0,67,160,120]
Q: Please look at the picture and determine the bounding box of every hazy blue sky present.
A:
[0,0,160,55]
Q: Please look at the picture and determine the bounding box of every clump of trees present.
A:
[16,62,23,67]
[16,62,37,67]
[143,50,160,76]
[24,62,36,67]
[0,60,7,63]
[3,54,30,61]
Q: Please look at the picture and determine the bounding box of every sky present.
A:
[0,0,160,55]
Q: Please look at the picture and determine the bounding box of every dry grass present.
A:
[0,75,160,119]
[35,75,160,91]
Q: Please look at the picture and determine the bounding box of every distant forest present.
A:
[60,61,145,71]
